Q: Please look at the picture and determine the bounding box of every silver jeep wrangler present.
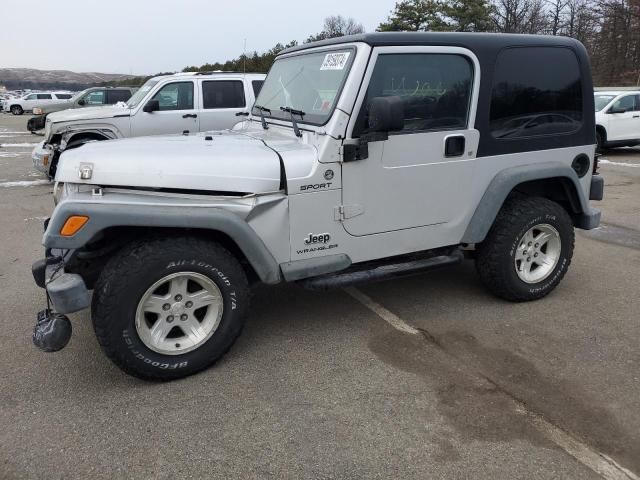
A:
[32,33,604,380]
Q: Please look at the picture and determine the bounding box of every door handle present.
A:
[633,115,639,118]
[235,111,249,117]
[444,135,466,157]
[182,114,197,119]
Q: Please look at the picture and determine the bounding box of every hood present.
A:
[39,100,75,114]
[48,104,130,123]
[56,131,283,193]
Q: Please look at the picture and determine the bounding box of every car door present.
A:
[36,94,53,108]
[198,79,247,131]
[341,47,479,237]
[607,94,637,141]
[131,81,199,136]
[22,93,38,110]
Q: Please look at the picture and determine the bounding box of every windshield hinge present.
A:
[334,204,364,221]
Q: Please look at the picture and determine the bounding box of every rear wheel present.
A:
[475,196,574,302]
[92,236,249,380]
[10,105,23,115]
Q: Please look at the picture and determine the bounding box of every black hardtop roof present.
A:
[281,32,582,55]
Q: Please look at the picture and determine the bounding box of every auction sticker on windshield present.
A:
[320,52,351,70]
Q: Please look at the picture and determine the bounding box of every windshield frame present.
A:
[252,46,356,128]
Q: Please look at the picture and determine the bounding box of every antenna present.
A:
[243,38,247,75]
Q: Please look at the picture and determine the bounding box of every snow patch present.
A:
[599,159,640,168]
[0,179,50,188]
[0,143,39,147]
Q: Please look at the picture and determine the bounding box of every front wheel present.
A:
[475,196,574,302]
[11,105,23,115]
[92,236,249,380]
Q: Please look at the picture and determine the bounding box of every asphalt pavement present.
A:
[0,113,638,480]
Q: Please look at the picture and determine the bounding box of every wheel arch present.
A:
[462,162,593,244]
[595,125,607,143]
[43,202,282,285]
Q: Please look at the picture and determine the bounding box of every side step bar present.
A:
[300,250,464,291]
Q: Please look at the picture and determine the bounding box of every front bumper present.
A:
[32,251,90,315]
[28,115,46,132]
[32,141,54,176]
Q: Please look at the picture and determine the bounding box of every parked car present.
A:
[31,32,602,380]
[27,86,137,132]
[31,72,266,178]
[594,90,640,150]
[3,91,73,115]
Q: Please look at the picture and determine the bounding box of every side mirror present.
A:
[143,99,160,113]
[77,99,85,106]
[368,96,404,133]
[608,106,627,114]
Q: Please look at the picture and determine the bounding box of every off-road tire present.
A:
[10,105,23,115]
[92,236,249,380]
[475,196,574,302]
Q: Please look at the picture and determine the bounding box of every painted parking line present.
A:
[346,286,639,480]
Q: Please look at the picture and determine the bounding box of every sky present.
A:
[0,0,394,75]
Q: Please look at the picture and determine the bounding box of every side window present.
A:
[25,94,37,100]
[55,94,72,99]
[84,91,106,105]
[106,90,132,104]
[610,95,635,112]
[151,82,194,111]
[355,53,473,136]
[252,80,264,97]
[490,47,582,139]
[636,95,640,112]
[37,94,52,100]
[202,81,245,109]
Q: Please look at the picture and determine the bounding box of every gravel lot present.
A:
[0,112,638,480]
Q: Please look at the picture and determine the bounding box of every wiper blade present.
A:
[253,104,270,130]
[280,106,305,117]
[279,106,305,137]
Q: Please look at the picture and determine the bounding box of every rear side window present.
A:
[490,47,582,139]
[37,94,52,100]
[202,81,246,109]
[355,53,474,135]
[252,80,264,97]
[55,94,72,99]
[106,90,132,104]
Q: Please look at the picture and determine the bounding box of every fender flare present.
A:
[461,162,590,244]
[43,201,282,284]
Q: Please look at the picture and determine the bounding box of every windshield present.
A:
[594,94,615,112]
[127,79,160,108]
[253,49,354,125]
[72,88,91,101]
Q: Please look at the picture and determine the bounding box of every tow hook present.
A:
[33,308,72,352]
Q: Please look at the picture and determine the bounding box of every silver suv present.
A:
[32,72,265,178]
[31,33,603,380]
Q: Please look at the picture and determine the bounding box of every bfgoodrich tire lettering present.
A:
[475,196,575,302]
[92,236,249,380]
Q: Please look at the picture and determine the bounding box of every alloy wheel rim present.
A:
[135,272,223,355]
[514,224,562,284]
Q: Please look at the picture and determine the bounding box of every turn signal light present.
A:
[60,216,89,237]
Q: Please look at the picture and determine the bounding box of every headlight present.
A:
[44,119,52,140]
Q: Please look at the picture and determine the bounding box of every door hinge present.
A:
[334,204,364,221]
